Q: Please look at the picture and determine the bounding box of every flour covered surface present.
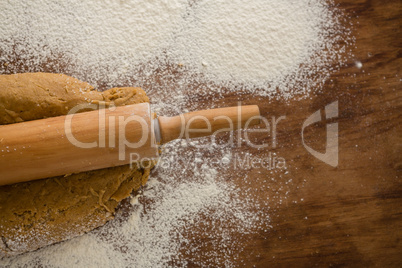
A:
[0,0,353,266]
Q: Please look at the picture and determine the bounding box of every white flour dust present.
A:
[0,0,350,95]
[0,0,352,267]
[0,0,188,88]
[170,0,348,96]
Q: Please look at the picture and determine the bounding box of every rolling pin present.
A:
[0,103,260,186]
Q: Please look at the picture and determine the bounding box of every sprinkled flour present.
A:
[0,0,350,95]
[0,0,188,88]
[0,0,352,267]
[170,0,347,94]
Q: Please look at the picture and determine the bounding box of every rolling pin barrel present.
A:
[0,103,260,186]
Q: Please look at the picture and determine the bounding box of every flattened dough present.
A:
[0,73,152,257]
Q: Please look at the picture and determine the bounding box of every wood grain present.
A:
[0,0,400,266]
[231,0,401,266]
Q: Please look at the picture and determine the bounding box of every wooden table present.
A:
[170,0,401,266]
[230,0,401,266]
[1,0,400,266]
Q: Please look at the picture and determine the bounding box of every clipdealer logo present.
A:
[63,101,339,169]
[301,101,339,167]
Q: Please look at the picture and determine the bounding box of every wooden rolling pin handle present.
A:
[157,105,261,144]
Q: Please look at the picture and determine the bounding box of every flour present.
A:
[0,0,188,88]
[0,0,351,266]
[0,0,350,96]
[170,0,346,96]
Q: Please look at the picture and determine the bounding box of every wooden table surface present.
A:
[231,0,401,266]
[1,0,401,267]
[172,0,401,266]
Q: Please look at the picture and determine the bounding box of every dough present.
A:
[0,73,153,257]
